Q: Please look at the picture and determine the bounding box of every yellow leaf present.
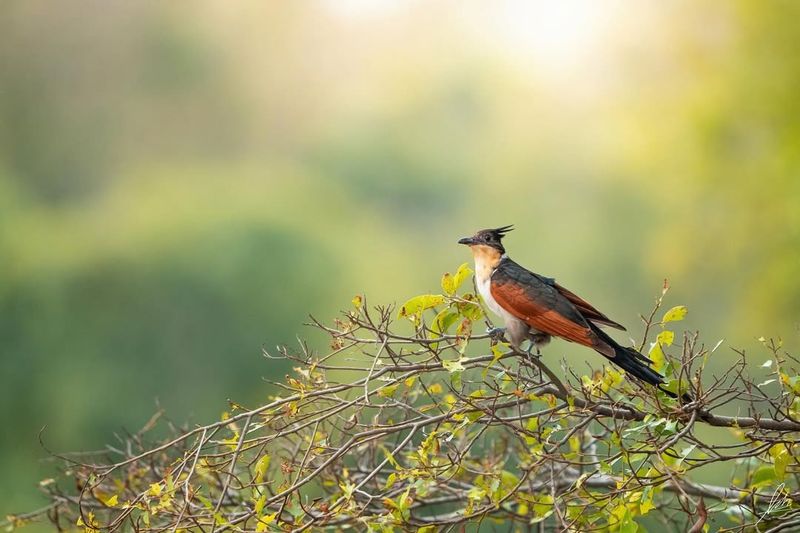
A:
[418,431,439,464]
[255,455,271,483]
[428,383,443,394]
[381,446,401,469]
[254,495,266,516]
[483,343,508,377]
[575,472,591,489]
[662,305,688,323]
[147,483,162,497]
[441,272,456,296]
[452,263,473,292]
[352,295,363,309]
[103,494,119,508]
[771,444,790,480]
[222,432,240,451]
[378,383,400,398]
[649,342,666,373]
[77,512,98,532]
[656,329,675,347]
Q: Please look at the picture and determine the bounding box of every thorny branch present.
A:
[8,286,800,532]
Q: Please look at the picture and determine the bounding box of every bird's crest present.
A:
[478,225,514,241]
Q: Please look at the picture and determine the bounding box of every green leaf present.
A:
[196,493,214,510]
[456,294,483,320]
[619,509,639,533]
[431,308,459,336]
[442,357,466,389]
[398,294,446,320]
[467,486,486,501]
[483,343,508,377]
[529,509,554,524]
[751,465,777,487]
[661,305,688,323]
[661,378,691,397]
[450,370,463,390]
[340,481,356,500]
[380,445,401,469]
[676,444,696,467]
[780,373,800,394]
[442,358,466,373]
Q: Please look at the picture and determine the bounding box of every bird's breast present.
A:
[476,270,517,323]
[471,248,519,325]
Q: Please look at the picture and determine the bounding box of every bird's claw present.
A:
[486,327,507,342]
[525,346,542,360]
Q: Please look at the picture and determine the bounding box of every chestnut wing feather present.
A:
[553,283,626,331]
[490,260,603,350]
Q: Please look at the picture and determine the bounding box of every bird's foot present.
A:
[525,345,542,360]
[524,345,544,382]
[486,327,507,342]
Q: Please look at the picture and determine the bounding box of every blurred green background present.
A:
[2,0,799,521]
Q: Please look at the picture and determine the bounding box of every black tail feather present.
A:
[610,343,666,387]
[591,325,694,403]
[591,325,662,385]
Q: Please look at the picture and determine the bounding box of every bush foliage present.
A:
[8,266,800,532]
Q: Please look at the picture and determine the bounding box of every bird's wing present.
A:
[505,265,624,330]
[553,283,626,331]
[490,259,609,352]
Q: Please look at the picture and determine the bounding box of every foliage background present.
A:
[1,0,798,525]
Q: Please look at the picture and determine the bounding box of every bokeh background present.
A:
[2,0,799,521]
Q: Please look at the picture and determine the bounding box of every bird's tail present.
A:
[591,325,693,402]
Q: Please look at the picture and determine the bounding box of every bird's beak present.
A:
[458,236,477,246]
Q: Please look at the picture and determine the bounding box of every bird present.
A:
[458,225,667,391]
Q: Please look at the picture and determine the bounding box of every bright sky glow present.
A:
[476,0,619,74]
[324,0,628,83]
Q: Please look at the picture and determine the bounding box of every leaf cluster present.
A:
[9,269,800,533]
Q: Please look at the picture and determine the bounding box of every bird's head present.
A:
[458,225,513,255]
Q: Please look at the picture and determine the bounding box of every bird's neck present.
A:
[470,245,504,283]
